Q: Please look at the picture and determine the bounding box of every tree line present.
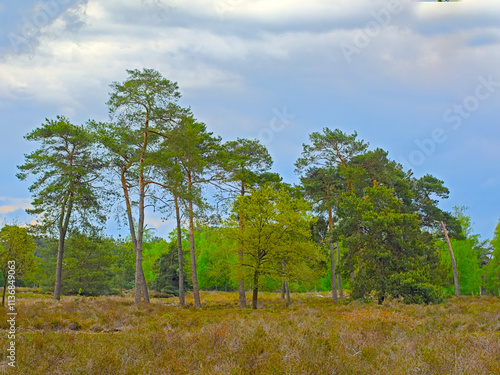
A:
[2,68,499,308]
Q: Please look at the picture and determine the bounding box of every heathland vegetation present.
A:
[2,291,500,374]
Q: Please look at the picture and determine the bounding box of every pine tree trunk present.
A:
[54,197,72,301]
[134,249,144,304]
[441,221,460,297]
[238,181,247,308]
[133,122,151,305]
[330,242,338,302]
[121,167,148,303]
[174,195,185,306]
[336,241,344,298]
[136,171,150,304]
[188,200,201,308]
[328,205,338,302]
[54,228,66,301]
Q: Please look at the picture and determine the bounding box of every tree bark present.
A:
[328,205,338,302]
[174,195,185,306]
[285,281,290,307]
[121,167,147,302]
[238,181,247,308]
[336,241,344,298]
[252,269,260,309]
[330,242,338,302]
[54,227,67,301]
[135,176,150,304]
[188,195,201,308]
[2,276,7,306]
[281,281,286,300]
[134,119,151,305]
[441,221,460,297]
[54,197,73,301]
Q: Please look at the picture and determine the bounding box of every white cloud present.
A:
[0,0,498,111]
[0,197,32,214]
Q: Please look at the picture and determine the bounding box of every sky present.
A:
[0,0,499,240]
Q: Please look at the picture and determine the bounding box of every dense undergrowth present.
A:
[1,290,500,374]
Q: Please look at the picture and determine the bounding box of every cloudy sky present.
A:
[0,0,499,240]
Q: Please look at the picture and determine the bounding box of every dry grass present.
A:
[1,291,500,374]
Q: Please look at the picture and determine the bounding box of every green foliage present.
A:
[142,236,169,284]
[436,207,488,296]
[220,138,274,191]
[0,225,37,304]
[17,116,108,300]
[389,272,446,304]
[34,234,128,296]
[295,128,369,172]
[17,116,106,234]
[60,233,116,296]
[438,238,482,295]
[109,238,135,292]
[151,240,190,295]
[410,174,462,237]
[226,184,318,307]
[195,227,238,291]
[0,225,36,278]
[484,220,500,295]
[338,186,438,302]
[295,128,369,219]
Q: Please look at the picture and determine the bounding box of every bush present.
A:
[389,272,446,304]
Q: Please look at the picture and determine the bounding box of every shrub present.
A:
[389,272,446,304]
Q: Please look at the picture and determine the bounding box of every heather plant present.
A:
[4,292,500,375]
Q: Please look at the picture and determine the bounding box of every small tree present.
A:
[60,232,115,296]
[0,225,36,306]
[227,184,315,309]
[221,138,273,307]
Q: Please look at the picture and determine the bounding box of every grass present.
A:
[1,291,500,374]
